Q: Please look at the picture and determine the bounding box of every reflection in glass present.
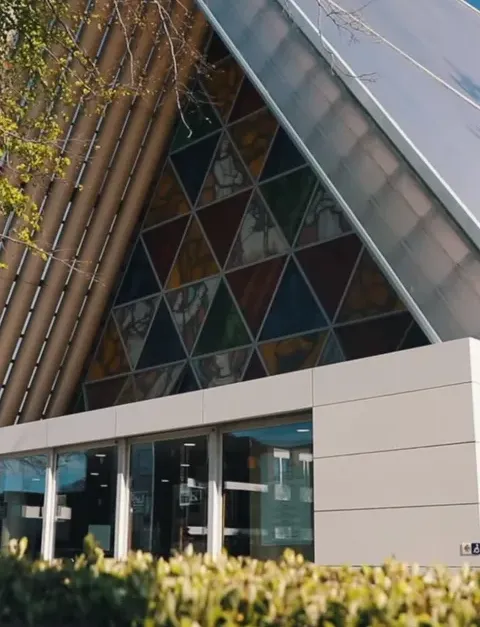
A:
[54,447,117,558]
[129,436,208,558]
[0,455,47,558]
[223,417,313,560]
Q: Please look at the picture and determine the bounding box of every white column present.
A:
[114,439,130,560]
[207,429,223,557]
[41,450,57,561]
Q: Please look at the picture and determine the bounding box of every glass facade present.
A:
[129,436,208,557]
[223,417,313,561]
[0,455,47,558]
[0,414,315,562]
[54,447,117,558]
[79,33,428,411]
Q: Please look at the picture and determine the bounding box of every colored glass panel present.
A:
[260,127,305,180]
[166,218,219,289]
[399,321,429,350]
[113,297,159,368]
[229,109,278,179]
[142,216,188,285]
[318,332,345,366]
[296,182,352,247]
[198,134,250,207]
[227,257,285,337]
[226,192,288,269]
[172,364,199,394]
[203,56,244,120]
[144,162,190,228]
[133,363,184,401]
[197,190,251,267]
[194,281,250,355]
[85,376,128,411]
[260,331,328,375]
[243,350,267,381]
[229,76,265,122]
[336,312,412,360]
[193,348,250,388]
[170,88,221,152]
[116,376,136,406]
[170,133,220,205]
[87,317,130,382]
[207,32,231,64]
[337,251,405,322]
[260,260,327,340]
[115,241,159,306]
[296,234,362,320]
[166,277,219,351]
[137,300,186,369]
[260,167,317,244]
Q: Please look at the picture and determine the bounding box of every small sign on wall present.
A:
[460,542,480,556]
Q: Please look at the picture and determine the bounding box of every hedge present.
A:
[1,536,480,626]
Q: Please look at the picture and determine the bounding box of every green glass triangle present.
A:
[194,281,250,355]
[170,86,221,152]
[260,167,317,243]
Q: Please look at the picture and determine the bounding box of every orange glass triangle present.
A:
[229,108,278,179]
[144,161,190,228]
[166,218,219,289]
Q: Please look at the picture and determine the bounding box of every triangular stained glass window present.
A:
[202,55,244,120]
[296,234,362,321]
[85,375,129,411]
[260,331,328,375]
[133,363,185,401]
[206,31,231,64]
[113,296,159,368]
[170,86,221,152]
[260,260,327,340]
[137,300,186,369]
[115,241,159,306]
[296,181,352,247]
[197,190,251,267]
[229,109,278,179]
[243,350,267,381]
[336,312,412,360]
[227,257,286,338]
[87,316,130,382]
[226,192,288,269]
[229,76,265,122]
[194,281,250,356]
[399,321,429,351]
[260,167,317,244]
[116,376,136,406]
[318,331,345,366]
[197,133,251,208]
[142,215,189,285]
[166,217,219,289]
[337,250,405,323]
[143,162,190,229]
[170,132,220,205]
[193,348,251,388]
[166,277,220,352]
[172,364,199,394]
[260,127,306,181]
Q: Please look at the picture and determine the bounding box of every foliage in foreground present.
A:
[1,537,480,627]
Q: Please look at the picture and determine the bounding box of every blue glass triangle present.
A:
[260,260,327,340]
[137,300,185,369]
[115,241,159,306]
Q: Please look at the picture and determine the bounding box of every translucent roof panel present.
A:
[290,0,480,236]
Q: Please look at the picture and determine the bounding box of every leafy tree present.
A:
[0,0,199,267]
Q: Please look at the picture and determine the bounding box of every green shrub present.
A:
[0,535,480,626]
